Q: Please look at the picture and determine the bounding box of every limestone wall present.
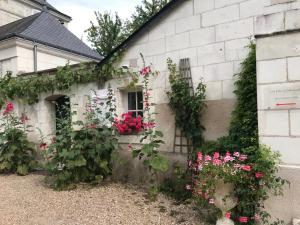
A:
[255,8,300,223]
[115,0,300,146]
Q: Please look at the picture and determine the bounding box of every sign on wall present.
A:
[262,83,300,110]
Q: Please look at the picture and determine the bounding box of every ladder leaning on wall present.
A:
[173,58,194,158]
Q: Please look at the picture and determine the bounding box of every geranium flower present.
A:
[225,212,231,219]
[239,154,247,161]
[205,155,212,161]
[241,165,251,171]
[213,152,220,159]
[197,152,203,161]
[239,217,248,223]
[255,172,264,178]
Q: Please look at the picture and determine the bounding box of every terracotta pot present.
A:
[214,180,237,225]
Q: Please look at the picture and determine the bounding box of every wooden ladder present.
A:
[173,58,194,157]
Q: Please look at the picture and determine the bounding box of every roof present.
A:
[30,0,71,21]
[99,0,180,65]
[0,12,102,61]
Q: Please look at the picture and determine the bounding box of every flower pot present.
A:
[214,180,237,225]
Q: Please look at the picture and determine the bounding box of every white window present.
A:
[127,91,143,117]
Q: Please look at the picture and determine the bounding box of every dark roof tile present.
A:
[0,12,102,60]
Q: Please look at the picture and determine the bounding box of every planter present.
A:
[214,180,237,225]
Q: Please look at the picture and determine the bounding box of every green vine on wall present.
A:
[0,55,125,108]
[167,58,206,149]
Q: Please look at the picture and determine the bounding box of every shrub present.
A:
[43,89,118,190]
[0,102,36,175]
[190,146,288,225]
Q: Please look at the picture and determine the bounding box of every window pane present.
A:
[128,92,136,110]
[137,91,143,110]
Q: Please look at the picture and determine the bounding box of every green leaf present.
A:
[149,155,169,172]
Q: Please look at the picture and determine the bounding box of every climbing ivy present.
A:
[0,57,125,108]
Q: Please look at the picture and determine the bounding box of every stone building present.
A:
[0,0,102,75]
[1,0,300,223]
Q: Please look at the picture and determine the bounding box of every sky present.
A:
[48,0,142,45]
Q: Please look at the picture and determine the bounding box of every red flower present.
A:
[241,165,251,171]
[225,212,231,219]
[3,102,14,115]
[255,172,264,178]
[239,217,248,223]
[39,142,47,150]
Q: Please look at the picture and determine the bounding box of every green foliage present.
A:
[44,89,118,190]
[0,64,97,107]
[125,0,170,34]
[160,164,192,202]
[0,104,36,175]
[167,58,206,148]
[87,12,126,57]
[228,43,258,152]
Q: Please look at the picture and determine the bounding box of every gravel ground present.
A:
[0,174,201,225]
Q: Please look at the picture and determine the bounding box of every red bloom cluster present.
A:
[3,102,14,115]
[114,112,143,135]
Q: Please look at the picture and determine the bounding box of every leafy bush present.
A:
[0,102,36,175]
[160,164,192,202]
[167,58,206,149]
[43,89,118,190]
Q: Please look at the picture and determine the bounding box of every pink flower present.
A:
[255,172,264,179]
[225,212,231,219]
[239,154,247,161]
[239,217,248,223]
[233,152,240,157]
[213,152,220,159]
[186,185,191,190]
[226,151,231,157]
[140,66,151,76]
[213,159,222,166]
[205,155,212,161]
[241,165,251,171]
[197,152,203,161]
[224,156,234,163]
[209,198,215,204]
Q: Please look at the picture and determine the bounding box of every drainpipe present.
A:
[33,44,37,72]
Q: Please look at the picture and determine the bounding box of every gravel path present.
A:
[0,174,201,225]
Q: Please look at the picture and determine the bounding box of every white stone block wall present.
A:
[118,0,300,109]
[256,9,300,166]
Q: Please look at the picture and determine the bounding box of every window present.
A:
[127,91,143,117]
